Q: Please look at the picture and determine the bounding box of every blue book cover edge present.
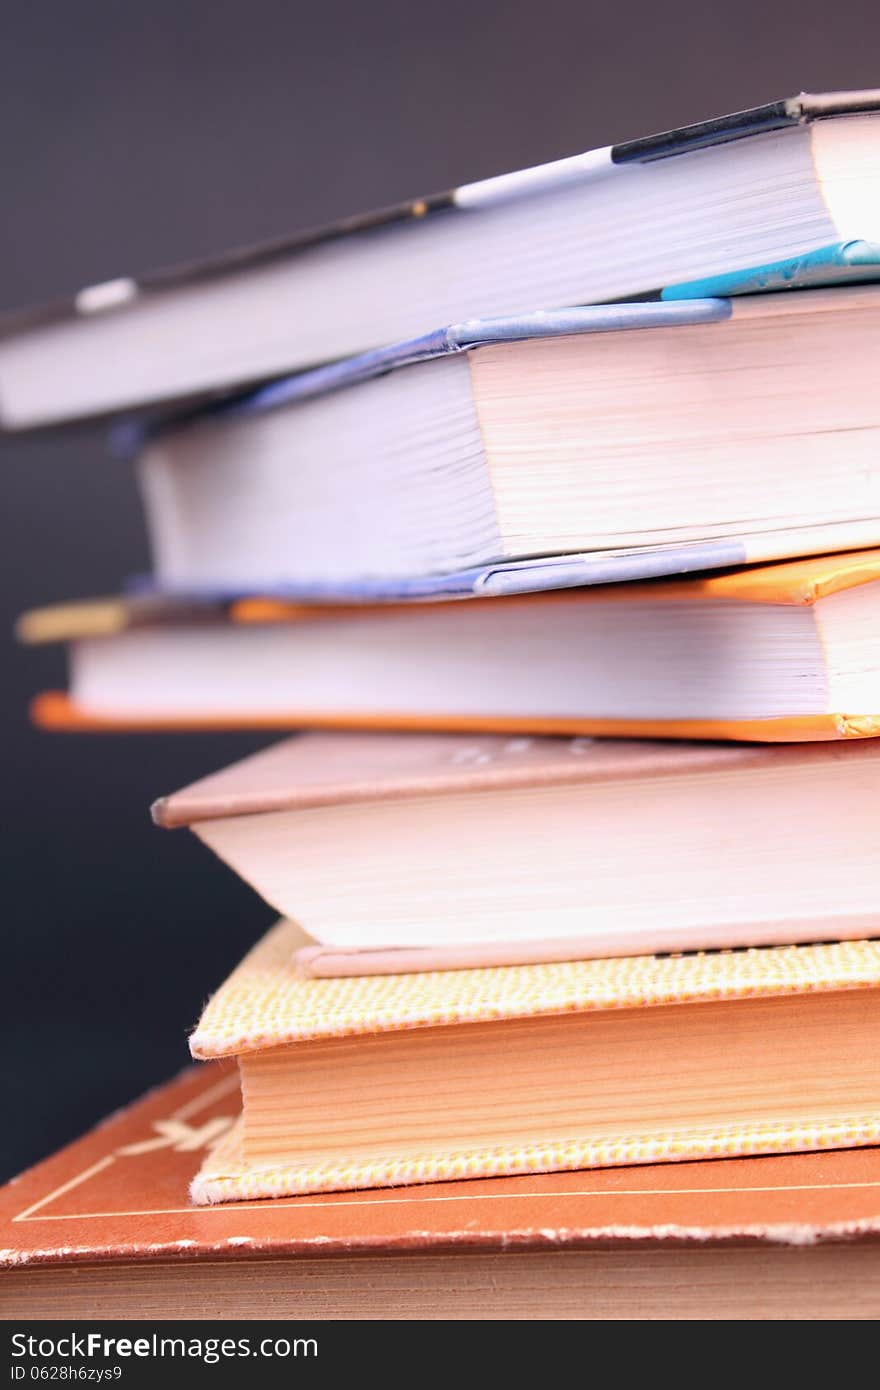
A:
[124,540,750,605]
[111,299,729,454]
[661,240,880,300]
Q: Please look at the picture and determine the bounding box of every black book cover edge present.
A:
[2,89,878,342]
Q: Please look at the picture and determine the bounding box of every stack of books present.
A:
[5,89,880,1320]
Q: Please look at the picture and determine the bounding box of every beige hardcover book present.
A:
[154,730,880,972]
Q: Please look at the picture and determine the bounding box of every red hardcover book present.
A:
[2,1062,880,1319]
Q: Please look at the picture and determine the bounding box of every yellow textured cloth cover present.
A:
[189,922,880,1203]
[190,918,880,1058]
[191,1112,880,1206]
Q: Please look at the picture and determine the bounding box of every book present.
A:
[22,550,880,743]
[5,1062,880,1319]
[187,921,880,1199]
[126,286,880,598]
[2,90,880,428]
[152,731,880,970]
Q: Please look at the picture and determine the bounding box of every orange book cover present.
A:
[22,549,880,743]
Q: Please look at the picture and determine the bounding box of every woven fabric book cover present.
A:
[189,923,880,1202]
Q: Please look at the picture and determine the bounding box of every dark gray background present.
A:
[3,0,878,1181]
